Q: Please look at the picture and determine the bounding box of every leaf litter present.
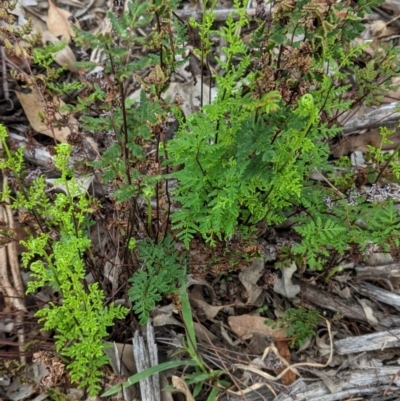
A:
[3,0,400,400]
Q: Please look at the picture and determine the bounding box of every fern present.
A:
[0,132,129,396]
[128,235,186,324]
[292,216,348,270]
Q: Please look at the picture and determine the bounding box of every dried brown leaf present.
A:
[275,341,296,385]
[330,129,400,158]
[228,315,286,339]
[104,342,136,374]
[41,30,78,73]
[171,376,195,401]
[193,322,219,343]
[16,88,79,144]
[369,20,398,38]
[238,258,264,306]
[189,297,227,320]
[47,0,79,42]
[370,20,387,37]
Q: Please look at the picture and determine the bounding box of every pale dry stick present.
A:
[0,220,15,305]
[5,207,25,297]
[312,168,346,199]
[383,369,400,396]
[0,47,12,111]
[343,399,363,401]
[0,140,28,364]
[0,208,27,313]
[5,201,27,365]
[0,207,27,365]
[228,382,277,399]
[233,319,333,383]
[384,12,400,28]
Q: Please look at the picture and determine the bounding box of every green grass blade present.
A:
[193,381,203,398]
[185,371,224,385]
[179,284,197,353]
[206,386,220,401]
[101,359,197,397]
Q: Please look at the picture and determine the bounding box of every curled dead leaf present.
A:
[369,20,398,39]
[273,262,300,299]
[41,30,78,73]
[370,20,387,37]
[228,315,286,339]
[275,341,296,385]
[171,376,195,401]
[47,0,80,42]
[189,297,227,320]
[238,258,265,306]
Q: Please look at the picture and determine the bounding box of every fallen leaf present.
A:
[187,276,216,301]
[189,297,227,320]
[189,284,205,301]
[152,304,182,327]
[41,30,78,73]
[193,322,219,343]
[316,330,335,358]
[357,298,379,326]
[129,75,217,117]
[273,262,300,299]
[238,258,265,306]
[5,362,47,400]
[172,376,195,401]
[189,284,229,320]
[104,342,136,374]
[370,20,387,37]
[369,20,398,39]
[16,88,75,143]
[47,0,80,42]
[212,321,239,347]
[160,374,174,401]
[330,128,400,158]
[365,251,394,266]
[228,315,286,339]
[379,77,400,103]
[45,175,94,197]
[275,341,296,385]
[151,304,220,343]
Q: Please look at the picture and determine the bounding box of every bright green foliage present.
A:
[292,175,400,269]
[265,308,320,347]
[166,0,338,246]
[168,91,319,246]
[128,235,186,324]
[167,0,400,269]
[3,0,400,394]
[0,130,128,396]
[293,217,348,270]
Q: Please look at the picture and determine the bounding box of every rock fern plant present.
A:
[128,234,186,325]
[0,127,127,395]
[3,0,400,395]
[167,0,400,270]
